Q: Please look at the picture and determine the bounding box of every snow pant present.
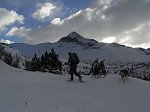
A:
[69,64,80,80]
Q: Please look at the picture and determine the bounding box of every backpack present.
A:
[71,53,79,64]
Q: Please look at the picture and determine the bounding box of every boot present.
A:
[78,75,82,81]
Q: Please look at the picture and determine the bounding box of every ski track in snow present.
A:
[0,61,150,112]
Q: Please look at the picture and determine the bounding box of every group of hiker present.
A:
[27,48,129,82]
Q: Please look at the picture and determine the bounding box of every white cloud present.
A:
[50,10,83,25]
[101,36,116,43]
[0,38,14,44]
[6,27,31,37]
[51,18,62,25]
[0,8,24,31]
[32,2,56,21]
[118,22,150,48]
[98,0,113,5]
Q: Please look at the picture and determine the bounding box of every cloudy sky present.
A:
[0,0,150,48]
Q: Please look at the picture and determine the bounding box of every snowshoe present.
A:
[67,78,74,82]
[78,76,82,81]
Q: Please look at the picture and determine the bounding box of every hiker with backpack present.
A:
[67,52,82,81]
[89,58,107,78]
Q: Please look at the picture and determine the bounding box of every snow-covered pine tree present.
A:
[4,52,13,66]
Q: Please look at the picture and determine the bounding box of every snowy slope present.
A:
[8,42,52,58]
[9,32,150,62]
[0,61,150,112]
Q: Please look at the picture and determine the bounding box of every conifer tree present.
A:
[4,52,13,66]
[13,54,19,68]
[30,53,38,71]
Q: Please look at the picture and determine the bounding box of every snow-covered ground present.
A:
[0,61,150,112]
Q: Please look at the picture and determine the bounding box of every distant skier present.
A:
[99,59,106,77]
[67,52,82,81]
[89,58,98,76]
[119,68,129,83]
[92,58,98,69]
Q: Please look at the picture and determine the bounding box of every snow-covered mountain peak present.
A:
[68,31,82,38]
[58,32,99,46]
[58,31,85,43]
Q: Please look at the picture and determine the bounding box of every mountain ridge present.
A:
[8,32,150,62]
